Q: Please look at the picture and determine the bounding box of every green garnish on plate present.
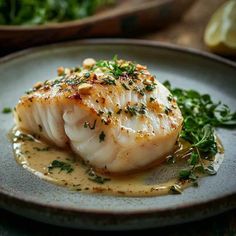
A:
[164,81,236,184]
[0,0,114,25]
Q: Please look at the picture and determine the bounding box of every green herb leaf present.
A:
[84,72,90,78]
[121,83,130,90]
[99,131,105,142]
[2,107,12,114]
[179,169,192,180]
[150,97,155,102]
[145,84,156,91]
[48,160,74,174]
[188,152,199,165]
[33,147,50,151]
[179,169,197,181]
[164,80,236,181]
[84,120,97,130]
[164,80,236,158]
[86,168,110,184]
[125,103,146,116]
[102,77,116,85]
[96,56,136,79]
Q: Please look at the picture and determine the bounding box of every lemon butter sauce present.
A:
[11,127,224,197]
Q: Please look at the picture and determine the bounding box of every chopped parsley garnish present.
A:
[86,168,110,184]
[121,83,130,90]
[128,80,133,85]
[145,84,156,91]
[2,107,12,114]
[101,118,109,125]
[84,72,90,78]
[187,152,199,165]
[98,110,104,115]
[125,104,146,116]
[179,169,197,181]
[102,77,116,85]
[74,67,81,72]
[48,160,74,174]
[25,89,33,95]
[164,80,236,183]
[84,120,97,130]
[134,87,145,96]
[167,94,173,102]
[99,131,106,142]
[107,111,112,117]
[33,147,50,151]
[139,103,146,114]
[96,55,136,79]
[52,79,61,86]
[66,77,87,86]
[125,105,137,116]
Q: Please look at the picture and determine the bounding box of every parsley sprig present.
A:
[95,55,136,79]
[163,81,236,183]
[48,160,74,174]
[2,107,12,114]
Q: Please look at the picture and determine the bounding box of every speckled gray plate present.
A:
[0,39,235,230]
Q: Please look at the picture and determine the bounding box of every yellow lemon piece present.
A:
[204,0,236,55]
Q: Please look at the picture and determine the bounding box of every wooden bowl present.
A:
[0,0,195,53]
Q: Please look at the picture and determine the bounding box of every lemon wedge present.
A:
[204,0,236,55]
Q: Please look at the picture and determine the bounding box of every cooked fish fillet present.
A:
[14,58,183,173]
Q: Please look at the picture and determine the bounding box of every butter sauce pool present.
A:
[11,127,224,197]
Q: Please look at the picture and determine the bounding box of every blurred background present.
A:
[0,0,236,235]
[0,0,235,58]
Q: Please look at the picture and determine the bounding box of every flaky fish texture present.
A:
[14,57,183,173]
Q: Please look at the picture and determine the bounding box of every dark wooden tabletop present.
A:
[0,0,235,234]
[0,207,236,235]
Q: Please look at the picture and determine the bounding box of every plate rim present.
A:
[0,38,236,217]
[1,38,236,68]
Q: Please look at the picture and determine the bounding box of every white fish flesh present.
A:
[14,58,183,173]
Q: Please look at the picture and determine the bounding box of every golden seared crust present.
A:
[14,57,184,173]
[17,58,182,139]
[23,58,156,99]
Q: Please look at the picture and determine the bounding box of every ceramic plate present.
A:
[0,39,235,230]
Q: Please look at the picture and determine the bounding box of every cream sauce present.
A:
[11,128,224,197]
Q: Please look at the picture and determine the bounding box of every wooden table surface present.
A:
[0,0,235,235]
[141,0,226,52]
